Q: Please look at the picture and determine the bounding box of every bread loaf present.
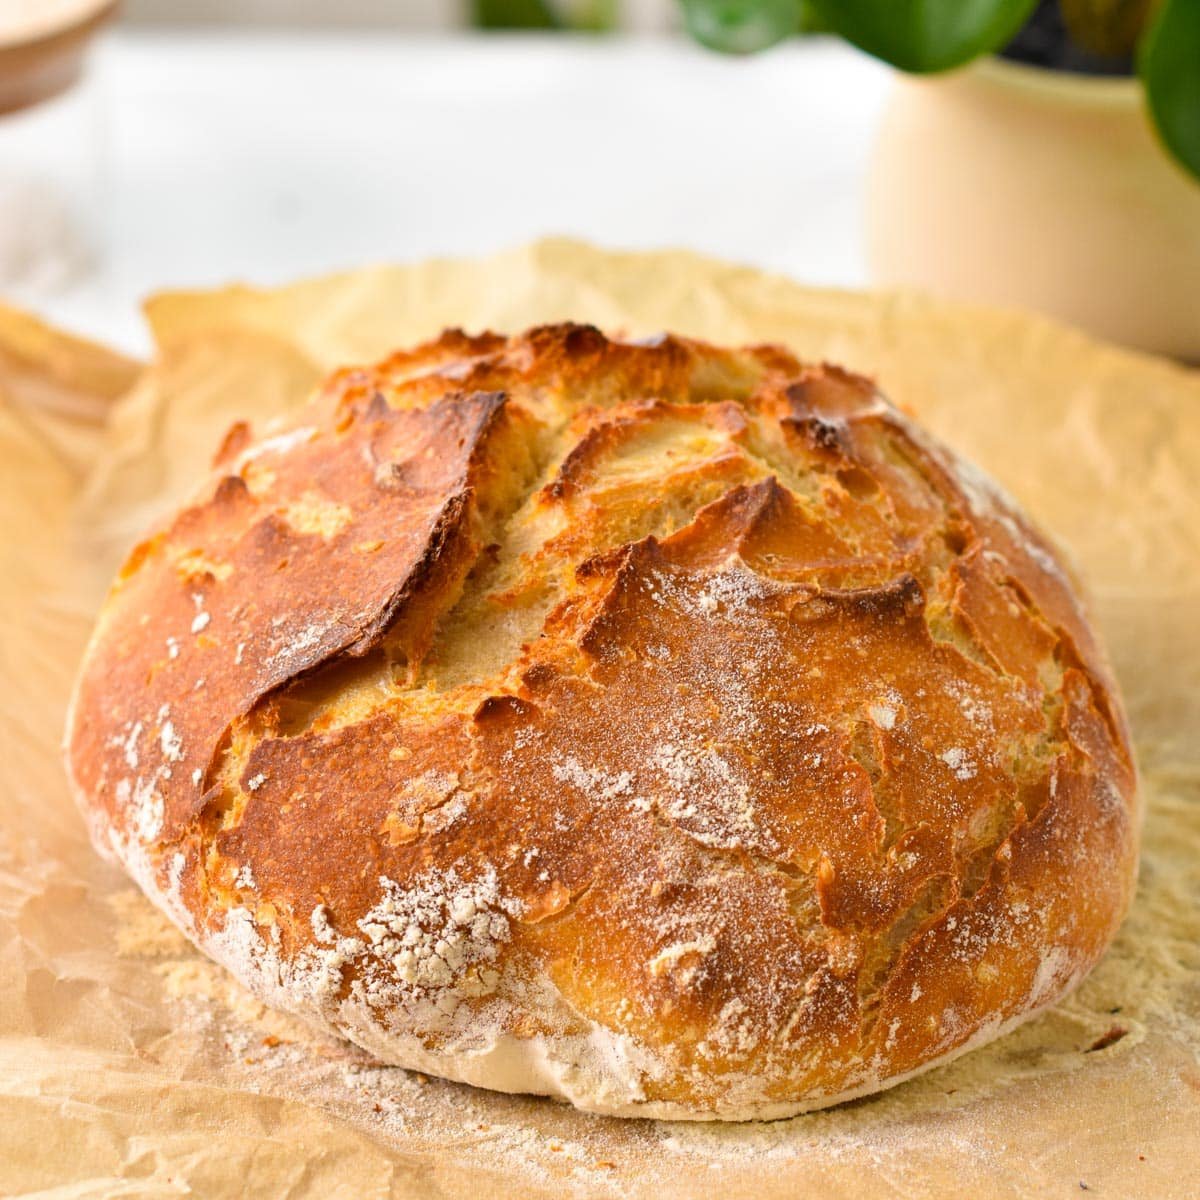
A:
[65,325,1139,1120]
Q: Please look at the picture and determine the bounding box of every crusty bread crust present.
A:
[65,325,1139,1119]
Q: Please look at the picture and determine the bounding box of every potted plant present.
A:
[681,1,1200,360]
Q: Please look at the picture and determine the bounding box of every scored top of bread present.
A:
[65,324,1139,1120]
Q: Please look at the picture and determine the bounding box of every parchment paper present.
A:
[2,240,1197,1199]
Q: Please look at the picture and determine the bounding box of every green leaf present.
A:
[565,0,619,32]
[680,0,804,54]
[471,0,560,28]
[797,1,830,33]
[808,0,1040,72]
[1139,0,1200,182]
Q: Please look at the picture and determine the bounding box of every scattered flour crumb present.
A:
[122,721,143,770]
[940,747,977,781]
[160,721,183,763]
[869,703,896,730]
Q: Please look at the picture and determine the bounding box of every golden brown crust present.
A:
[65,324,1139,1119]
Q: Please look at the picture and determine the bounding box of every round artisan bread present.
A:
[65,324,1139,1120]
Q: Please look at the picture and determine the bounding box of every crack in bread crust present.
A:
[65,324,1139,1120]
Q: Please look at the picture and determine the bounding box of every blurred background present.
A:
[0,1,886,354]
[1,1,1197,358]
[122,2,672,28]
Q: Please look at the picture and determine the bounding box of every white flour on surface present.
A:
[109,752,1197,1198]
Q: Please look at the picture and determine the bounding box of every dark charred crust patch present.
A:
[562,324,607,357]
[212,473,251,508]
[473,694,538,725]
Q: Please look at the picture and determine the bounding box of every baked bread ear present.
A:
[65,324,1139,1120]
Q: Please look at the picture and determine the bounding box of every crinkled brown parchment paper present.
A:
[2,240,1198,1200]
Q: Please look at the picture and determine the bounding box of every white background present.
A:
[13,32,892,355]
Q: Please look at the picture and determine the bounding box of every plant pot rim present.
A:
[971,55,1139,109]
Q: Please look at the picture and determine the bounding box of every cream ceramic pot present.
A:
[868,57,1200,361]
